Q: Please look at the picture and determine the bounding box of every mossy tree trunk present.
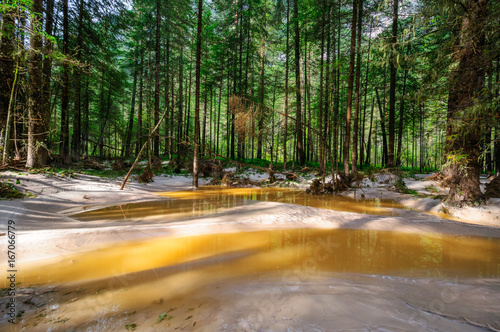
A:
[444,0,489,207]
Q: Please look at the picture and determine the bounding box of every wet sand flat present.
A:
[1,174,500,331]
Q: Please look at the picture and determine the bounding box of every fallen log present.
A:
[0,160,27,171]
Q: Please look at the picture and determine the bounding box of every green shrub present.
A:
[394,176,417,195]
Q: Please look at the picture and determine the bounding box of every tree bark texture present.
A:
[387,0,399,168]
[60,0,70,163]
[343,0,358,175]
[0,6,15,154]
[193,0,203,187]
[352,0,362,173]
[26,0,47,168]
[444,0,488,206]
[294,0,305,165]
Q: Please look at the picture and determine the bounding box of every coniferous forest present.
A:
[1,0,499,206]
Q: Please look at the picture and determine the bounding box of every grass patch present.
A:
[0,181,25,199]
[425,185,439,193]
[125,324,137,331]
[28,167,78,178]
[363,165,381,181]
[81,168,130,178]
[156,312,173,323]
[394,177,418,195]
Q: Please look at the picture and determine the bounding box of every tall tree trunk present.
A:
[0,6,16,161]
[283,0,290,171]
[83,79,90,157]
[26,0,47,168]
[60,0,70,163]
[236,0,243,163]
[244,12,251,97]
[343,0,358,175]
[329,5,336,171]
[136,53,144,155]
[124,65,138,159]
[193,0,203,187]
[154,0,161,157]
[71,0,84,159]
[307,40,313,163]
[484,68,493,173]
[2,60,18,164]
[360,20,373,168]
[495,124,500,177]
[202,78,207,155]
[271,73,278,165]
[257,37,265,159]
[177,47,184,159]
[444,0,488,206]
[293,0,305,165]
[169,64,175,156]
[318,8,325,174]
[352,0,363,173]
[420,104,424,171]
[225,59,230,158]
[303,33,310,161]
[96,61,106,157]
[93,83,112,157]
[396,65,408,167]
[217,79,222,155]
[334,2,341,172]
[494,61,500,177]
[164,37,170,155]
[303,33,308,161]
[388,0,399,168]
[41,0,54,132]
[209,87,213,153]
[365,99,375,165]
[0,6,15,130]
[375,87,388,166]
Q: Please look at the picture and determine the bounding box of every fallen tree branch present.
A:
[120,107,169,190]
[82,138,122,151]
[0,163,26,172]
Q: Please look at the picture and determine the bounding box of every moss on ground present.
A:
[0,181,25,199]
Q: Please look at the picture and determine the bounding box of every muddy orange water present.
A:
[72,186,405,222]
[3,230,500,330]
[4,188,500,330]
[13,229,500,287]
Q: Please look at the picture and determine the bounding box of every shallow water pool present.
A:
[72,186,406,223]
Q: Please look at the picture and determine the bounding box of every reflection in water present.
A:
[15,229,500,288]
[72,186,405,222]
[5,229,500,331]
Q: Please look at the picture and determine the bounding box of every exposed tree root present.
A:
[137,168,154,183]
[485,176,500,198]
[306,173,354,194]
[111,159,131,171]
[426,172,453,188]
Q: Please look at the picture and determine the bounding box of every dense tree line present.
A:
[1,0,499,205]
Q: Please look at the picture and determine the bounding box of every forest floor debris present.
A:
[486,176,500,198]
[0,179,25,199]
